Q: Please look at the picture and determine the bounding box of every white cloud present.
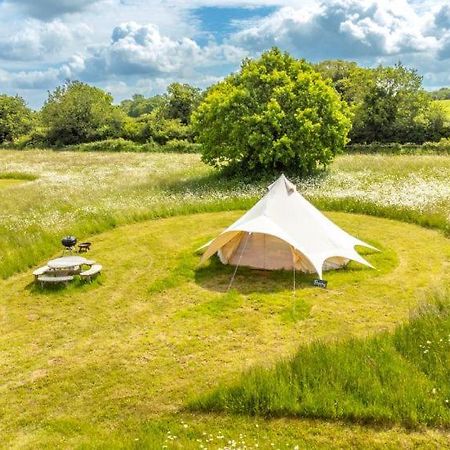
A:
[0,20,91,61]
[76,22,246,80]
[5,0,105,20]
[1,0,450,109]
[230,0,440,60]
[0,22,245,97]
[433,4,450,29]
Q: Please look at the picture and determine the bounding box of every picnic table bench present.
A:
[33,265,49,279]
[80,264,102,282]
[33,256,101,287]
[37,274,74,287]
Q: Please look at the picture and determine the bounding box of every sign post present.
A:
[313,279,328,288]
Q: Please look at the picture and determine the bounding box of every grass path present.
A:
[0,179,28,189]
[1,211,449,448]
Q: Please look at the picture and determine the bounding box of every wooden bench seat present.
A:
[37,275,73,287]
[80,264,102,282]
[33,265,49,279]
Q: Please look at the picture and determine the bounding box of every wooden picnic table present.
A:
[47,256,95,270]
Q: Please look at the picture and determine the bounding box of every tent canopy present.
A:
[200,174,377,279]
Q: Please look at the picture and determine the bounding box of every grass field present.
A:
[0,150,449,278]
[192,289,450,428]
[1,211,449,448]
[0,178,27,189]
[0,150,449,448]
[0,171,35,189]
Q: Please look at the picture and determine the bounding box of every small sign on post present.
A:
[313,279,328,288]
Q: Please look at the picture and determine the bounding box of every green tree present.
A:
[138,110,193,144]
[316,60,373,106]
[163,83,201,124]
[429,87,450,100]
[317,60,448,143]
[192,48,352,176]
[351,64,439,143]
[0,95,33,143]
[41,81,125,145]
[120,94,165,117]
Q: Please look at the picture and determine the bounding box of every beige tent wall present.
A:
[218,232,349,273]
[226,232,294,270]
[291,248,317,273]
[218,232,244,264]
[218,232,310,272]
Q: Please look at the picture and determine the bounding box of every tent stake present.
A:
[227,232,251,292]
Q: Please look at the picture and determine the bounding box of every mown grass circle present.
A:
[1,211,448,437]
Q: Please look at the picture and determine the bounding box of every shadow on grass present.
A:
[194,257,316,294]
[148,246,383,298]
[155,169,328,198]
[26,275,104,295]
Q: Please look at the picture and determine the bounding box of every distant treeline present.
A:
[1,56,450,151]
[0,81,202,152]
[429,87,450,100]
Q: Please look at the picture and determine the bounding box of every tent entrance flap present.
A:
[219,232,308,271]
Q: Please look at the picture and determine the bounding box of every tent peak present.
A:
[268,174,297,194]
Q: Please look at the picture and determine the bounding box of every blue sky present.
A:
[1,0,450,108]
[193,6,277,43]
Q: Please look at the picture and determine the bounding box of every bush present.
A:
[192,48,352,177]
[346,138,450,154]
[41,81,126,146]
[163,139,201,153]
[120,116,146,143]
[0,95,33,143]
[6,127,47,149]
[139,112,194,145]
[63,138,201,153]
[66,138,156,152]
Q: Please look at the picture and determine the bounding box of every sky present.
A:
[1,0,450,108]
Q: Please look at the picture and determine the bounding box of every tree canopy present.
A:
[120,94,165,118]
[429,87,450,100]
[0,53,447,149]
[163,83,202,124]
[192,48,352,176]
[41,81,124,145]
[316,62,446,143]
[0,95,33,143]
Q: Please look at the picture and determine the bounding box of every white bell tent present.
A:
[200,174,377,280]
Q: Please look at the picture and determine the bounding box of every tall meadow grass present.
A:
[190,289,450,428]
[0,150,449,278]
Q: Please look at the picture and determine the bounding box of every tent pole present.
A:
[291,248,296,317]
[292,264,296,316]
[227,232,251,292]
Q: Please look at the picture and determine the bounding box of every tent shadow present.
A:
[194,256,316,294]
